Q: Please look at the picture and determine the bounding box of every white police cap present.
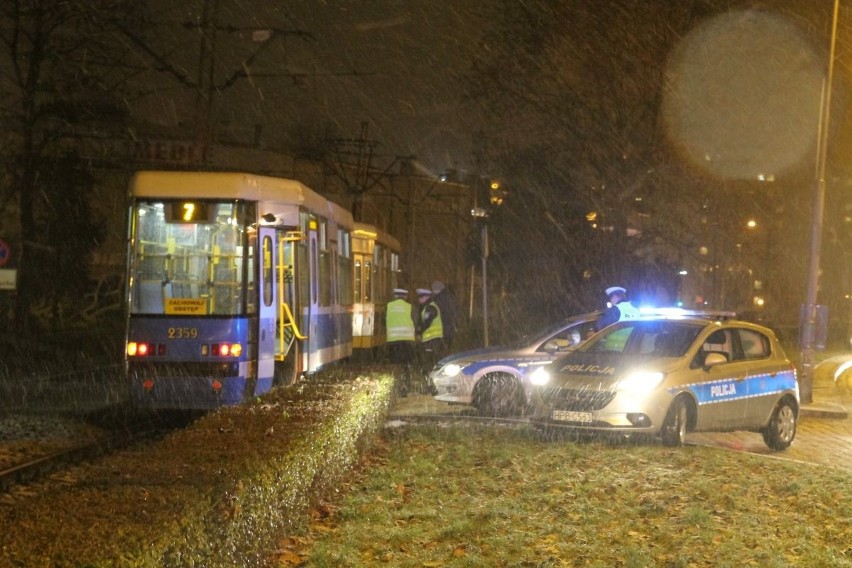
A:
[605,286,627,296]
[393,288,408,296]
[416,288,432,296]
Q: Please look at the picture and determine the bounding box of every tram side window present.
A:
[262,235,273,307]
[337,228,355,306]
[390,251,400,291]
[373,245,382,305]
[297,241,309,308]
[375,245,389,305]
[338,229,353,308]
[354,258,363,304]
[364,260,373,303]
[246,231,257,315]
[318,219,332,307]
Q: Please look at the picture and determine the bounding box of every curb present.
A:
[799,403,849,420]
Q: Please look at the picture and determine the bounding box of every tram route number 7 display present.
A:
[165,201,214,224]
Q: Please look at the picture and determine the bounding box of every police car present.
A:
[527,314,799,450]
[430,312,602,416]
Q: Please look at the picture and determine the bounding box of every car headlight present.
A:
[439,363,462,378]
[617,371,664,393]
[529,367,551,386]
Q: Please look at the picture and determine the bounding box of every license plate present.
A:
[551,410,593,423]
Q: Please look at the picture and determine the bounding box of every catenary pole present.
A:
[801,0,840,404]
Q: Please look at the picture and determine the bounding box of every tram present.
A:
[352,222,401,353]
[124,171,360,409]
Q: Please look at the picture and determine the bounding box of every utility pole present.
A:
[471,206,489,347]
[800,0,839,404]
[195,0,219,154]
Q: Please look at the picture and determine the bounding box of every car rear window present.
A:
[737,328,771,359]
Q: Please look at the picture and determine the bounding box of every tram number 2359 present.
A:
[168,327,199,339]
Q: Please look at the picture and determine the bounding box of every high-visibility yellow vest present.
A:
[386,298,415,342]
[617,301,641,321]
[421,301,443,342]
[616,300,642,321]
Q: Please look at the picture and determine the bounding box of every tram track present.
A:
[0,407,199,496]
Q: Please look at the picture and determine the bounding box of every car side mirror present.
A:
[703,352,728,369]
[542,340,560,353]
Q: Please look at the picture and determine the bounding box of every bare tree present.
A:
[461,0,719,318]
[0,0,140,335]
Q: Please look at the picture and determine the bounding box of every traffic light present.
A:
[489,179,505,206]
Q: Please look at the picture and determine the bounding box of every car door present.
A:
[736,327,786,429]
[690,328,752,430]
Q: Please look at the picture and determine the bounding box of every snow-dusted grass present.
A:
[294,423,852,567]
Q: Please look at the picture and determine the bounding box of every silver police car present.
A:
[431,312,601,416]
[528,315,799,450]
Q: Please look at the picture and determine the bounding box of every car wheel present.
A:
[762,397,797,451]
[472,373,525,417]
[660,396,689,447]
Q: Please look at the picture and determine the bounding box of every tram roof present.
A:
[353,222,401,252]
[130,171,332,213]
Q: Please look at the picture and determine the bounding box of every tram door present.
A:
[257,227,278,394]
[269,227,305,385]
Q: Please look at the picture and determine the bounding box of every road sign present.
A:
[0,239,9,267]
[0,269,16,290]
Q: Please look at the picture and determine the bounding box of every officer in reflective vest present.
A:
[386,288,416,395]
[595,286,640,331]
[416,287,444,394]
[387,288,415,356]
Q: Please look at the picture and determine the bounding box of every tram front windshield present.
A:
[128,200,257,316]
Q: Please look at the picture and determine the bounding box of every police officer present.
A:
[386,288,416,395]
[416,287,444,393]
[431,280,457,350]
[595,286,640,331]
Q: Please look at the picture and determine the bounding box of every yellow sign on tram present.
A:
[164,298,206,315]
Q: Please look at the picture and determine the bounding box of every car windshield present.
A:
[508,314,595,348]
[582,320,704,357]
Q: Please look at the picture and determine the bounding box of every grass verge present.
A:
[291,423,852,567]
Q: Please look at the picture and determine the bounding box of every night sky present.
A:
[127,1,851,183]
[133,0,488,175]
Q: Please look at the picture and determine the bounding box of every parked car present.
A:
[430,312,602,416]
[528,315,799,450]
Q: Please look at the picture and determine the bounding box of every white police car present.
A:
[528,315,799,450]
[430,312,602,416]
